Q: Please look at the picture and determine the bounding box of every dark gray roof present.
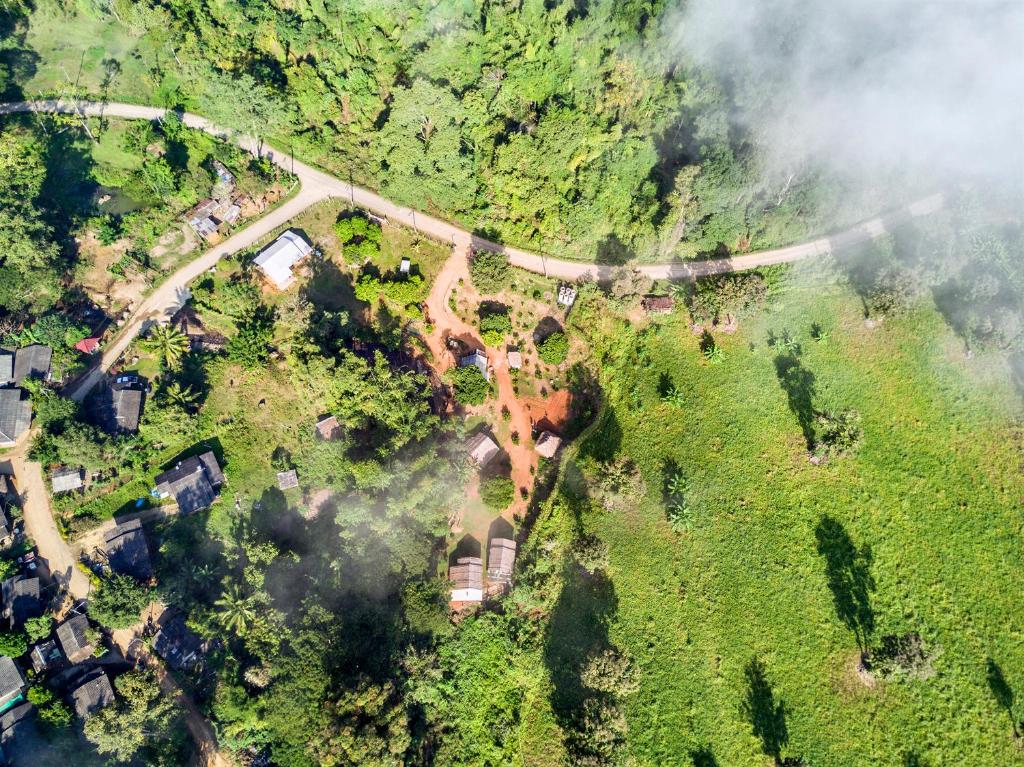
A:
[0,475,12,497]
[0,509,9,541]
[93,383,145,434]
[12,345,51,385]
[153,615,203,671]
[0,700,32,745]
[1,577,41,628]
[55,614,92,665]
[30,639,62,673]
[0,390,30,446]
[67,670,114,718]
[0,657,24,708]
[103,519,152,580]
[154,451,223,515]
[0,352,11,384]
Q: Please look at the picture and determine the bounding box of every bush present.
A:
[469,250,510,293]
[689,272,767,327]
[91,574,150,629]
[0,630,28,658]
[537,331,568,365]
[480,476,514,510]
[479,308,512,348]
[96,214,123,246]
[451,366,490,405]
[814,409,862,460]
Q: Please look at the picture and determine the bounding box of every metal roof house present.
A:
[92,379,146,435]
[30,639,63,674]
[67,670,114,718]
[153,614,204,672]
[50,467,83,495]
[535,431,562,459]
[277,470,299,490]
[459,349,489,381]
[12,345,51,385]
[315,414,342,441]
[466,432,501,468]
[0,352,12,385]
[487,538,517,584]
[507,350,523,370]
[253,230,313,290]
[154,451,224,515]
[0,390,30,448]
[56,614,94,665]
[104,519,153,580]
[449,556,483,604]
[1,577,41,629]
[0,658,24,714]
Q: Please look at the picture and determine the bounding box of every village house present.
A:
[11,345,51,385]
[0,353,9,385]
[466,432,501,468]
[0,658,25,713]
[154,451,225,515]
[92,377,146,435]
[29,639,63,674]
[315,414,342,441]
[253,230,313,290]
[459,349,489,381]
[153,613,204,672]
[535,431,562,459]
[487,538,517,584]
[74,337,100,355]
[0,700,32,756]
[0,390,30,448]
[50,467,83,495]
[103,519,153,581]
[56,614,94,665]
[67,669,114,718]
[277,469,299,491]
[1,577,41,630]
[0,508,12,547]
[641,295,675,315]
[449,556,483,604]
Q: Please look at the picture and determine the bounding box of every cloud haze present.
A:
[674,0,1024,190]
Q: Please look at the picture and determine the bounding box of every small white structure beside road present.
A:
[253,230,313,290]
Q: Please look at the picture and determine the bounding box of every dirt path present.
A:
[6,440,92,601]
[111,604,232,767]
[423,246,536,518]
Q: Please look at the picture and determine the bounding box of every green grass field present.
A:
[561,269,1024,766]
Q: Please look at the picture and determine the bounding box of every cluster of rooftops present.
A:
[0,345,51,448]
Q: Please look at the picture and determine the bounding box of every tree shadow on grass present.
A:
[690,745,719,767]
[742,657,789,766]
[577,406,622,463]
[543,564,618,721]
[814,516,875,649]
[986,657,1021,737]
[774,354,817,449]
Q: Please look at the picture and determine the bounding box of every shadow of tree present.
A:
[690,745,719,767]
[742,657,789,765]
[814,516,875,649]
[774,354,817,449]
[543,565,618,726]
[986,657,1021,737]
[595,233,635,266]
[578,406,622,463]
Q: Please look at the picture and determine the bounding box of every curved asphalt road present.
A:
[0,99,944,400]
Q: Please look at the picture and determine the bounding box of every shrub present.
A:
[863,632,934,679]
[479,309,512,348]
[0,630,28,657]
[689,271,767,327]
[480,476,514,510]
[537,331,568,365]
[96,214,123,246]
[814,409,862,460]
[469,250,510,293]
[91,574,150,629]
[335,215,382,261]
[451,366,490,405]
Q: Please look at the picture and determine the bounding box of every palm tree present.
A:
[140,323,189,368]
[164,381,199,411]
[214,585,257,636]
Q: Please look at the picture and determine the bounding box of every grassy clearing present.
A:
[21,3,151,101]
[559,268,1024,766]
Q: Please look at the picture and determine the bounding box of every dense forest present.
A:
[1,0,863,263]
